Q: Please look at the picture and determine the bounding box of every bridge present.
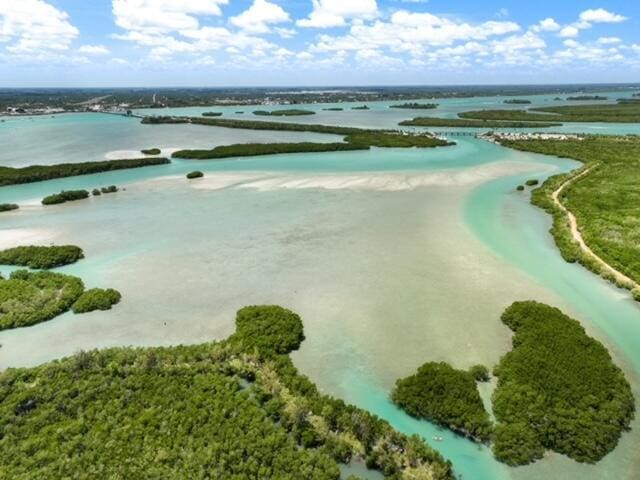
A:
[96,110,146,119]
[431,131,480,137]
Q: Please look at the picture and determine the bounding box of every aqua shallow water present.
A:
[1,98,640,479]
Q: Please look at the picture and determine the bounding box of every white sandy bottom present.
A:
[140,161,549,193]
[0,228,55,250]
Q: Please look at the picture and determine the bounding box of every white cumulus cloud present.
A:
[579,8,627,24]
[78,44,110,55]
[297,0,378,28]
[231,0,290,34]
[0,0,79,56]
[112,0,229,34]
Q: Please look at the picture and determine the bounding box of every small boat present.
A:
[432,436,444,442]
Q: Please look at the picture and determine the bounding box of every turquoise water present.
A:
[1,94,640,479]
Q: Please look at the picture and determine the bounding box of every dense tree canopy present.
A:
[501,136,640,288]
[0,245,84,269]
[41,190,90,205]
[72,288,122,314]
[492,301,635,466]
[392,362,493,442]
[0,270,84,330]
[0,157,169,186]
[0,306,454,479]
[0,203,18,212]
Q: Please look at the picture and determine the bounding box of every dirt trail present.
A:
[552,166,639,290]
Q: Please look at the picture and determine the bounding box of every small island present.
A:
[323,107,343,111]
[253,109,316,116]
[492,301,634,466]
[141,148,161,155]
[0,203,19,212]
[0,245,84,269]
[503,99,531,104]
[0,248,122,330]
[352,105,370,110]
[42,189,90,205]
[390,103,438,109]
[72,288,122,313]
[186,170,204,179]
[0,270,84,330]
[567,95,608,101]
[392,362,493,442]
[202,112,223,117]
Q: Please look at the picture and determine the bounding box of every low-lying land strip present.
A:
[144,115,453,160]
[399,117,561,128]
[503,99,531,104]
[173,142,364,159]
[460,101,640,123]
[390,103,438,109]
[0,157,170,187]
[495,135,640,298]
[254,109,315,116]
[0,306,454,479]
[143,114,365,135]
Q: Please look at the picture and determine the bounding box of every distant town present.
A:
[2,84,639,117]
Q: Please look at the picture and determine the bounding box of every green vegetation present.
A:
[345,132,451,148]
[100,185,118,194]
[234,306,304,355]
[0,157,170,187]
[503,99,531,104]
[141,115,190,124]
[525,179,539,186]
[390,103,438,109]
[173,131,452,159]
[42,189,89,205]
[0,203,18,212]
[0,270,84,330]
[72,288,122,314]
[460,102,640,123]
[469,365,490,382]
[141,148,161,155]
[492,301,634,466]
[186,170,204,179]
[399,117,561,128]
[516,185,525,191]
[0,245,84,269]
[92,188,101,196]
[392,362,493,442]
[202,111,222,117]
[567,95,608,101]
[500,136,640,289]
[144,115,365,135]
[253,109,316,116]
[0,306,454,479]
[173,142,365,159]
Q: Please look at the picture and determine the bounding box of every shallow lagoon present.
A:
[1,100,640,479]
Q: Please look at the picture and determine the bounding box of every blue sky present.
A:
[0,1,639,86]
